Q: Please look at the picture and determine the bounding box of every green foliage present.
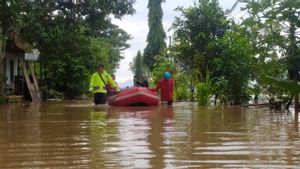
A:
[135,51,143,78]
[172,0,228,79]
[212,29,253,105]
[89,37,125,74]
[31,21,130,98]
[168,0,299,106]
[130,51,148,79]
[242,0,300,80]
[170,0,254,105]
[143,0,166,69]
[40,86,64,100]
[241,0,300,108]
[151,56,177,84]
[34,20,89,97]
[150,54,193,101]
[213,76,229,105]
[196,69,212,106]
[174,73,192,101]
[0,0,134,99]
[261,75,300,94]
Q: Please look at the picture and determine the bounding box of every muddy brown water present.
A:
[0,102,299,169]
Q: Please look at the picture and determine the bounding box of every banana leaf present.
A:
[261,75,300,93]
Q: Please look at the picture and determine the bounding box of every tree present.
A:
[25,17,131,98]
[89,23,132,73]
[133,51,144,78]
[212,29,253,105]
[0,0,37,103]
[242,0,300,112]
[0,0,135,100]
[143,0,166,69]
[172,0,228,80]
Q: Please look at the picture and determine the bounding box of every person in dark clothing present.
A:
[134,75,149,87]
[254,94,258,104]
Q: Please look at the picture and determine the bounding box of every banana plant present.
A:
[261,74,299,112]
[261,75,300,94]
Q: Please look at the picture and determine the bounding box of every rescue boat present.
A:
[108,87,159,106]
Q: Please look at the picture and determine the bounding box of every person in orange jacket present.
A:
[106,74,120,96]
[150,71,174,106]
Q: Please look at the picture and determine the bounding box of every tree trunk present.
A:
[289,23,299,115]
[0,21,6,103]
[285,95,293,110]
[295,92,299,115]
[295,77,299,115]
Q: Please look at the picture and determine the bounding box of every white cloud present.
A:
[113,0,240,83]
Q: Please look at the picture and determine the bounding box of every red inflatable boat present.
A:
[108,87,159,106]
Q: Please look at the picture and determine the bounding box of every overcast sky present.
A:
[112,0,243,84]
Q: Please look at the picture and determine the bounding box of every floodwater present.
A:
[0,102,299,169]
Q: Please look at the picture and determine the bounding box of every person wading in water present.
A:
[134,75,149,87]
[89,64,120,105]
[150,71,174,106]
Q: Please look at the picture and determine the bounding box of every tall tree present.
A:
[134,51,144,79]
[172,0,228,80]
[212,28,253,105]
[143,0,166,69]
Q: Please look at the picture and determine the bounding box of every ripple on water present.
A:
[0,103,299,168]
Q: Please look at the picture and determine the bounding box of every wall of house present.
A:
[5,55,19,86]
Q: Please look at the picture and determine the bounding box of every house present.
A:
[5,53,19,87]
[3,32,41,102]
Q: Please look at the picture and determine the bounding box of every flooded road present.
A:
[0,102,299,168]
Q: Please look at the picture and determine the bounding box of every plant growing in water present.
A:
[196,70,212,106]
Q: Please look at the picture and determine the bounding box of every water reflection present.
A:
[101,106,174,169]
[0,103,299,168]
[89,110,107,168]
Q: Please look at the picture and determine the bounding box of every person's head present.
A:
[163,71,171,80]
[136,75,142,81]
[141,75,147,81]
[97,64,104,73]
[111,74,116,80]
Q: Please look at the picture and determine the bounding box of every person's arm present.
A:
[134,79,142,87]
[144,80,149,88]
[107,74,121,92]
[149,81,160,92]
[89,73,96,92]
